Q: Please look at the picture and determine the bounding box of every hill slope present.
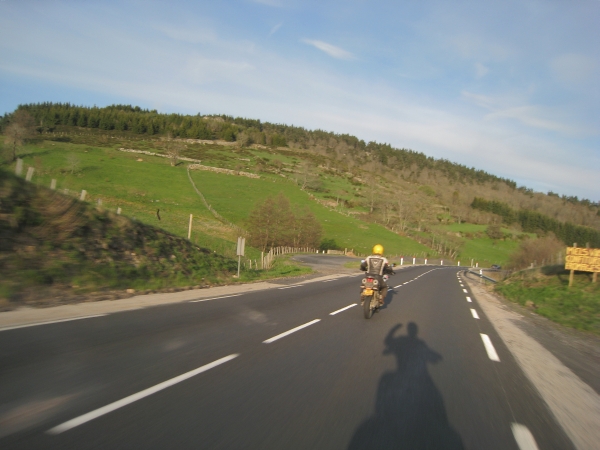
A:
[0,169,239,307]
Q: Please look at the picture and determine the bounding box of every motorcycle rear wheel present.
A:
[363,295,374,319]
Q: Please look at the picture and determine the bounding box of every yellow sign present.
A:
[565,247,600,273]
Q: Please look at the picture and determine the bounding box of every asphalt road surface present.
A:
[0,265,575,449]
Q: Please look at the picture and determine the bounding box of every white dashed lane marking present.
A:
[278,285,303,290]
[190,295,241,303]
[330,304,357,315]
[466,296,472,302]
[470,309,480,319]
[511,423,540,450]
[480,334,500,362]
[47,354,239,434]
[463,289,468,293]
[263,319,321,344]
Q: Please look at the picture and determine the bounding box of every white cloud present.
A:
[185,56,255,84]
[550,53,597,87]
[301,39,354,60]
[269,23,282,37]
[474,62,489,78]
[461,91,590,137]
[484,106,580,135]
[445,33,514,62]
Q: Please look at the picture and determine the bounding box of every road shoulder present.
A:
[0,273,354,331]
[464,273,600,450]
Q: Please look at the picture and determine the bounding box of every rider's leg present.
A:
[378,276,387,305]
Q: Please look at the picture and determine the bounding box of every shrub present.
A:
[506,235,564,269]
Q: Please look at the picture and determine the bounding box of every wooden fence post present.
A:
[15,159,23,176]
[569,243,577,288]
[188,214,193,239]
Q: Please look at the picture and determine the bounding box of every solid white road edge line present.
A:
[46,354,240,435]
[480,333,500,362]
[190,294,241,303]
[263,319,321,343]
[278,285,302,290]
[470,309,480,319]
[0,315,108,332]
[330,304,357,315]
[466,296,472,302]
[511,423,539,450]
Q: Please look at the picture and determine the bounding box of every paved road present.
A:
[0,265,574,449]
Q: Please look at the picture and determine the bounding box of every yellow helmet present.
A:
[372,244,384,255]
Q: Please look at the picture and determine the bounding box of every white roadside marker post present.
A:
[15,159,23,176]
[236,237,245,278]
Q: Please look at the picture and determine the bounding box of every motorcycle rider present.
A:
[360,244,394,306]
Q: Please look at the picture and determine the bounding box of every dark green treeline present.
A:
[3,102,517,189]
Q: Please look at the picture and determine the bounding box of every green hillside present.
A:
[1,137,430,260]
[5,103,599,275]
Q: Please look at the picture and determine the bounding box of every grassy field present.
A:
[4,137,430,259]
[189,169,426,256]
[433,223,529,266]
[495,267,600,334]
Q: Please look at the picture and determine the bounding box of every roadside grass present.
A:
[495,267,600,334]
[236,255,313,282]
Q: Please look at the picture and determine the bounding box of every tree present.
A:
[319,238,340,252]
[486,223,503,240]
[164,133,184,167]
[507,235,564,270]
[247,195,286,251]
[247,194,321,251]
[291,208,322,248]
[4,110,36,161]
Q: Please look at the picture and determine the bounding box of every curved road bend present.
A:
[0,265,574,449]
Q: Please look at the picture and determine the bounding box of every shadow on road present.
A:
[380,287,398,310]
[348,322,464,450]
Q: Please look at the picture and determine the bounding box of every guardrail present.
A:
[466,269,498,284]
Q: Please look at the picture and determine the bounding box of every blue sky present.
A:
[1,0,598,200]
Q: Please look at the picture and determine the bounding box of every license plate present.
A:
[363,288,373,295]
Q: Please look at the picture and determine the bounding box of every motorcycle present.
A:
[360,273,390,319]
